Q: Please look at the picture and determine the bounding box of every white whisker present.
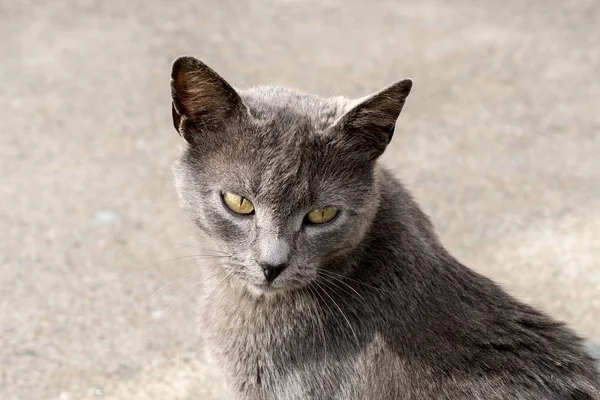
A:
[314,280,360,348]
[317,270,367,305]
[305,285,327,365]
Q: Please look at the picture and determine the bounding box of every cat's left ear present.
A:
[333,79,412,159]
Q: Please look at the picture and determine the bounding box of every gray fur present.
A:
[170,56,600,399]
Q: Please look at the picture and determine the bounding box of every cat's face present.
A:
[173,104,380,293]
[170,57,411,294]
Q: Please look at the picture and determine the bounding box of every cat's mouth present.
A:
[228,265,307,296]
[243,274,309,296]
[245,281,287,297]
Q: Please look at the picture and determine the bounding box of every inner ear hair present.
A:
[170,56,248,140]
[334,78,412,159]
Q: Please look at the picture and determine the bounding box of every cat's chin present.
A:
[244,281,297,298]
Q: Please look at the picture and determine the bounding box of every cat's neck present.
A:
[336,167,446,282]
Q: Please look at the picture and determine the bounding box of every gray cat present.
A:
[169,56,600,399]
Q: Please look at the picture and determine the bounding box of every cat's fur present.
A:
[170,56,600,399]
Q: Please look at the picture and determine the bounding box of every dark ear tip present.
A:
[171,56,206,79]
[398,78,413,95]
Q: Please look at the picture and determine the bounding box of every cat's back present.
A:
[357,169,600,398]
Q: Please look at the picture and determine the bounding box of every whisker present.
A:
[141,259,227,307]
[318,278,369,334]
[158,270,222,318]
[123,252,231,278]
[305,285,327,365]
[160,284,197,316]
[143,270,201,306]
[318,269,392,295]
[113,259,212,283]
[204,271,234,302]
[309,282,336,356]
[314,280,360,348]
[317,270,367,305]
[131,241,228,254]
[157,254,232,264]
[177,312,200,377]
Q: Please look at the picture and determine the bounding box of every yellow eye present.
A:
[306,207,338,224]
[223,192,254,215]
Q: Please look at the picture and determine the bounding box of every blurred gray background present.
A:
[1,0,599,398]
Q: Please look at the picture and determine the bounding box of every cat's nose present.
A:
[260,262,287,283]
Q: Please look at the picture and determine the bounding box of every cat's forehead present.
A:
[239,86,349,131]
[215,87,348,189]
[223,129,316,208]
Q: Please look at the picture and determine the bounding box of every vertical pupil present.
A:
[239,197,243,207]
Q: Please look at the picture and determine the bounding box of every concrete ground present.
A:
[1,0,599,398]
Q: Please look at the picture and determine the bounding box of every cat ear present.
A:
[333,79,412,159]
[171,56,247,141]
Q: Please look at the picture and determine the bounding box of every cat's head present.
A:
[170,56,411,295]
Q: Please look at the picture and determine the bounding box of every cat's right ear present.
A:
[170,56,247,143]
